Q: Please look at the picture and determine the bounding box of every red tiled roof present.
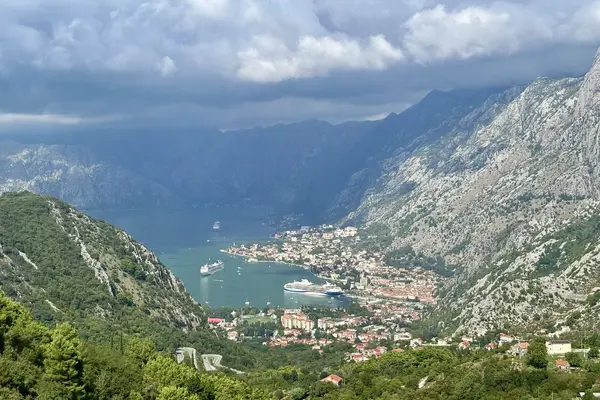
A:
[555,359,569,367]
[321,374,343,384]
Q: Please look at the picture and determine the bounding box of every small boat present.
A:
[244,301,250,306]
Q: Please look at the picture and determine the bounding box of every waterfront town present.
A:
[206,306,583,367]
[210,225,589,368]
[223,224,439,304]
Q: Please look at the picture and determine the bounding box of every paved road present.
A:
[201,354,246,374]
[176,347,200,371]
[201,354,221,371]
[177,348,245,374]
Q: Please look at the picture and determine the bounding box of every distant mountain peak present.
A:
[576,46,600,115]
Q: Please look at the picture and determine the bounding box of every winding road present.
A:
[201,353,246,374]
[176,347,200,371]
[176,348,245,374]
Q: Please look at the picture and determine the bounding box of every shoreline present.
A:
[221,249,339,282]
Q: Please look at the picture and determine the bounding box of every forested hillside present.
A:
[3,290,600,399]
[0,192,262,368]
[0,292,264,399]
[0,192,600,399]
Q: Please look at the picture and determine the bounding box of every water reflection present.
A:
[283,291,348,309]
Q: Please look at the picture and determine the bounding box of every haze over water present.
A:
[89,207,348,309]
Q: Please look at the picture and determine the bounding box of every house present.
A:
[555,359,569,371]
[484,342,498,351]
[499,333,515,343]
[207,317,224,325]
[321,374,343,387]
[394,332,412,341]
[546,340,572,355]
[461,336,473,343]
[510,342,529,357]
[458,341,470,350]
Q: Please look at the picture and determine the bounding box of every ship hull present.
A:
[200,270,221,276]
[284,288,343,297]
[200,261,224,276]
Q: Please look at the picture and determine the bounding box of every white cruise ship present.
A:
[283,279,343,296]
[200,260,224,276]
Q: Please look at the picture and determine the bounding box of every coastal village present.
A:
[223,224,439,304]
[211,224,589,370]
[207,307,585,369]
[213,224,446,362]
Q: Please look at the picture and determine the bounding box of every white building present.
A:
[546,340,572,355]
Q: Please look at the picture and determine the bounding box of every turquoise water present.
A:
[89,208,348,309]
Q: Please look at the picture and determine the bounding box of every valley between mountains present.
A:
[6,49,600,338]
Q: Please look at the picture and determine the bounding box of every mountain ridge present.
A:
[0,191,205,344]
[3,50,600,336]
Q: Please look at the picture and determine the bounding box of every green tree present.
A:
[158,385,200,400]
[525,338,548,369]
[565,352,584,368]
[41,323,85,399]
[589,348,599,358]
[125,335,157,367]
[142,354,198,392]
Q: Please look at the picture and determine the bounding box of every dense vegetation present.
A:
[0,292,265,399]
[0,192,259,370]
[4,290,600,400]
[2,191,600,399]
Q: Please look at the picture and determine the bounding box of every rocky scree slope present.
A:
[0,191,204,337]
[346,48,600,335]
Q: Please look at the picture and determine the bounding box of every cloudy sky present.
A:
[1,0,600,130]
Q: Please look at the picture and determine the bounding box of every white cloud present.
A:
[237,34,403,83]
[561,1,600,43]
[158,56,177,76]
[1,0,600,127]
[403,4,554,63]
[187,0,229,18]
[2,0,600,80]
[0,113,119,125]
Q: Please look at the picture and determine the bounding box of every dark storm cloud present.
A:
[1,0,600,129]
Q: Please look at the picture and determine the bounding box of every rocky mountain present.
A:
[0,191,204,341]
[0,89,501,222]
[347,49,600,335]
[0,141,179,209]
[5,46,600,337]
[3,121,372,220]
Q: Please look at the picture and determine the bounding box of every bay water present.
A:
[89,207,348,309]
